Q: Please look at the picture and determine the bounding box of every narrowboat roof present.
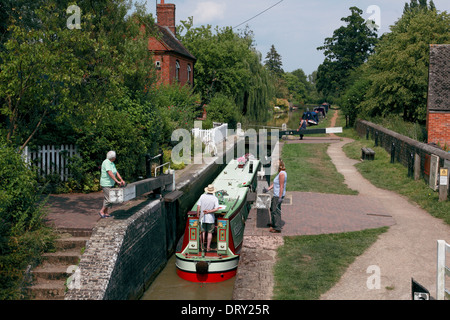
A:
[192,158,260,219]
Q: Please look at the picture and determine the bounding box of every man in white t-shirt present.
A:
[197,184,219,252]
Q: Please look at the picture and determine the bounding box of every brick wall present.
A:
[427,44,450,149]
[151,53,194,87]
[428,112,450,149]
[157,3,176,35]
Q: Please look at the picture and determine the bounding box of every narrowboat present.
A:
[175,156,261,283]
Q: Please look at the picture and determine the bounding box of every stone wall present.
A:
[65,200,167,300]
[356,120,450,180]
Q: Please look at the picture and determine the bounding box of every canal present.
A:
[141,108,308,300]
[141,256,236,300]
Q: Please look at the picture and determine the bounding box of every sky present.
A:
[141,0,450,76]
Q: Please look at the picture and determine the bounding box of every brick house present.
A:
[427,44,450,149]
[148,0,196,87]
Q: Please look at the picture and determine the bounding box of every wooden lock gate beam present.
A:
[108,173,175,204]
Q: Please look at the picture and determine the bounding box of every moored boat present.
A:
[175,156,261,283]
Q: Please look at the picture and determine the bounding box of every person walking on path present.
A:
[197,184,220,251]
[297,118,307,140]
[99,151,125,218]
[267,159,287,233]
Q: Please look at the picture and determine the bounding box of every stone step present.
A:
[55,236,89,251]
[56,227,93,238]
[32,263,72,281]
[26,228,91,300]
[42,249,82,265]
[28,280,66,300]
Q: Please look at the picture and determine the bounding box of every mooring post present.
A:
[390,143,396,164]
[439,168,449,202]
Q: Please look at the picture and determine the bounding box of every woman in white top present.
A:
[267,159,287,233]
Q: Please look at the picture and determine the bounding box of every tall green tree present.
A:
[0,0,157,151]
[264,45,284,76]
[178,18,275,122]
[264,45,288,99]
[284,69,312,104]
[316,6,378,100]
[357,1,450,122]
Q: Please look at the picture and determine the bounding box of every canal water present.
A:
[141,255,235,300]
[141,108,308,301]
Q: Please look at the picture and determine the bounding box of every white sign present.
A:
[326,127,343,134]
[440,169,448,186]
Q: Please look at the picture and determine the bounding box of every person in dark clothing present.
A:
[297,118,307,140]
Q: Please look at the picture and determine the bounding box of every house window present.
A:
[187,64,192,84]
[176,60,180,81]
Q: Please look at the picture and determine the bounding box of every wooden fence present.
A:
[22,145,79,181]
[437,240,450,300]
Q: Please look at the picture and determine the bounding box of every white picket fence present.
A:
[192,123,228,145]
[437,240,450,300]
[22,145,79,181]
[192,123,228,156]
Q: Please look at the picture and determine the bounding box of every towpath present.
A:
[233,110,450,300]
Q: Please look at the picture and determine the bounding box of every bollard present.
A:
[439,168,449,202]
[408,152,414,178]
[390,143,395,164]
[414,153,421,181]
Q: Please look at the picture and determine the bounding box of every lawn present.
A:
[282,142,357,195]
[273,228,388,300]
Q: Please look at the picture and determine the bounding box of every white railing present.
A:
[22,145,79,181]
[437,240,450,300]
[192,123,228,145]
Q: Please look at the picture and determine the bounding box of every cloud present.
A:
[191,1,227,25]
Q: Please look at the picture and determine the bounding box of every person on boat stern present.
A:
[197,185,220,251]
[266,159,287,233]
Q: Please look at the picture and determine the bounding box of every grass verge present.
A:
[343,135,450,226]
[282,142,357,195]
[273,228,388,300]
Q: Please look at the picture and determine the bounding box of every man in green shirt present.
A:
[99,151,125,218]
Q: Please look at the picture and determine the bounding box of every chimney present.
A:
[157,0,176,36]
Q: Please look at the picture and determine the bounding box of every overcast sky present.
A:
[142,0,450,76]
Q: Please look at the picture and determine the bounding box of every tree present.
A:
[264,45,284,76]
[178,19,275,122]
[283,69,310,104]
[0,138,54,299]
[357,1,450,122]
[0,0,157,151]
[316,7,378,100]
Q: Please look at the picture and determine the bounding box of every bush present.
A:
[0,140,55,299]
[75,108,148,187]
[206,93,242,129]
